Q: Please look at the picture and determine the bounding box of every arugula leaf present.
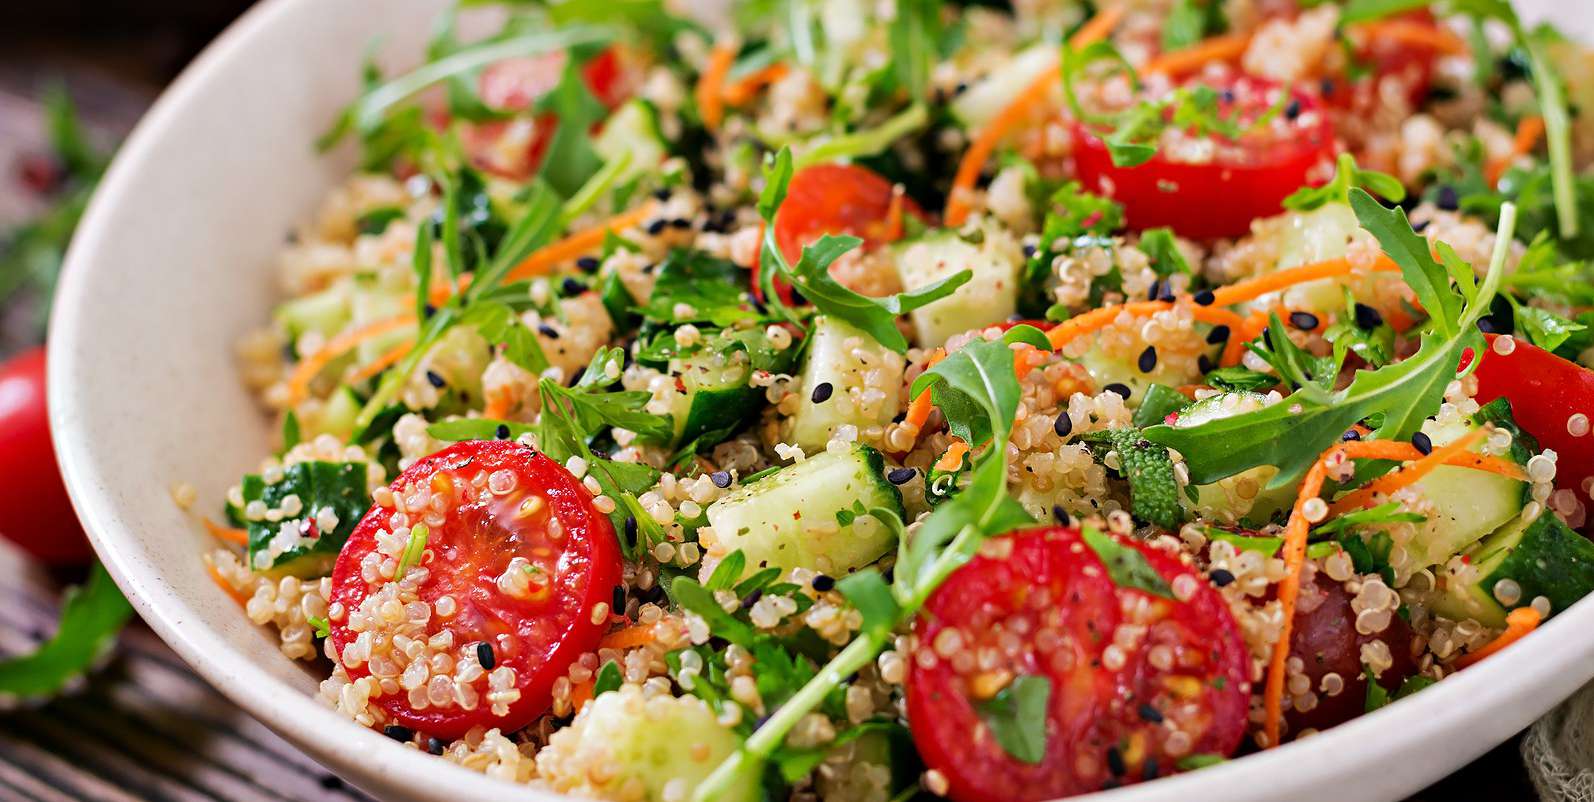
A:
[793,103,931,169]
[1284,153,1405,212]
[1081,526,1175,599]
[533,46,609,197]
[1138,228,1192,276]
[642,249,765,326]
[1339,530,1397,585]
[427,418,533,442]
[1146,199,1516,488]
[426,8,512,125]
[889,0,939,101]
[1507,295,1587,352]
[0,563,133,700]
[1133,384,1190,429]
[1350,189,1461,336]
[1205,366,1279,393]
[1323,288,1396,369]
[280,410,302,454]
[534,378,663,545]
[908,338,1021,446]
[460,301,551,374]
[1311,502,1426,537]
[974,675,1051,764]
[1161,0,1212,52]
[837,569,902,640]
[672,576,757,647]
[1246,313,1342,393]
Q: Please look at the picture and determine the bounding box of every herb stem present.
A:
[1523,34,1578,239]
[795,103,930,169]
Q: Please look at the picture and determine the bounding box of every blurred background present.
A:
[0,3,1553,801]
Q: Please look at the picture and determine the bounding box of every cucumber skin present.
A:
[1470,512,1594,626]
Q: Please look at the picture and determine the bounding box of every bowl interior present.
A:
[47,1,1594,801]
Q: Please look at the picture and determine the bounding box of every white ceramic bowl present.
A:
[48,1,1593,800]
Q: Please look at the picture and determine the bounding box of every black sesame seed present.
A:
[711,470,733,488]
[1104,383,1132,400]
[320,776,345,791]
[477,642,496,670]
[652,187,673,201]
[1137,702,1164,723]
[423,303,438,318]
[1220,88,1236,104]
[1206,324,1231,344]
[425,370,447,389]
[1476,317,1498,334]
[739,587,764,610]
[670,217,693,230]
[624,516,638,546]
[1054,412,1074,438]
[1022,242,1038,257]
[646,218,667,235]
[612,585,626,613]
[1137,346,1158,373]
[1052,505,1072,526]
[811,382,834,403]
[1412,431,1433,455]
[495,423,511,440]
[1193,289,1216,306]
[1342,429,1362,441]
[1198,354,1215,374]
[576,256,601,272]
[811,574,836,592]
[1209,568,1236,587]
[1320,77,1337,96]
[887,467,916,485]
[1147,279,1164,302]
[1289,311,1320,331]
[1353,303,1384,330]
[1412,219,1431,233]
[1106,746,1127,777]
[427,737,447,755]
[1436,185,1459,212]
[1285,98,1302,120]
[561,277,585,296]
[538,323,560,339]
[1143,757,1159,781]
[383,725,414,742]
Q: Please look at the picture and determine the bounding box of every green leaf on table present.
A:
[974,675,1052,764]
[0,563,133,701]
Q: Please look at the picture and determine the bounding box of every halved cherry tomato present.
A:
[467,49,629,179]
[1072,77,1337,240]
[1324,11,1445,112]
[1467,334,1594,526]
[1284,576,1416,735]
[0,347,92,565]
[762,163,923,305]
[329,439,621,739]
[907,526,1249,801]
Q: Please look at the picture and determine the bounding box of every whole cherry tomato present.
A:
[0,347,93,565]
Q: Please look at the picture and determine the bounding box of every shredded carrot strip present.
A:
[944,5,1124,227]
[1014,344,1051,378]
[203,518,249,547]
[205,559,250,607]
[884,188,906,243]
[350,340,414,384]
[1175,384,1208,400]
[1220,312,1269,367]
[1142,32,1254,78]
[598,623,657,651]
[935,439,971,472]
[1209,255,1399,307]
[696,44,737,132]
[1264,445,1336,748]
[1327,428,1494,516]
[723,63,790,106]
[1045,300,1171,350]
[483,394,514,422]
[1456,606,1543,668]
[570,679,596,713]
[1354,19,1468,57]
[285,315,418,405]
[1487,115,1545,187]
[902,348,948,435]
[505,202,658,283]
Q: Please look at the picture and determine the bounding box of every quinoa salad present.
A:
[191,1,1594,800]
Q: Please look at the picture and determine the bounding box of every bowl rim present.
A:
[47,0,1594,800]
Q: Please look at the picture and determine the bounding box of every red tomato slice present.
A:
[329,440,621,740]
[0,348,92,565]
[1072,77,1337,240]
[762,163,922,305]
[907,526,1249,801]
[1283,576,1416,734]
[1468,334,1594,526]
[1323,11,1443,112]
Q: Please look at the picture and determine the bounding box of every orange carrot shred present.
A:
[203,518,249,547]
[1208,255,1400,308]
[902,348,948,437]
[350,340,415,384]
[935,440,971,472]
[598,623,657,651]
[1142,32,1254,79]
[1486,115,1545,187]
[884,188,906,243]
[205,558,250,607]
[1353,19,1468,57]
[505,201,658,283]
[944,5,1124,227]
[723,63,790,106]
[285,314,418,405]
[696,44,737,132]
[1326,428,1494,516]
[1456,607,1542,668]
[570,679,596,713]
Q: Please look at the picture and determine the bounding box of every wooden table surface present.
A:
[0,15,1544,802]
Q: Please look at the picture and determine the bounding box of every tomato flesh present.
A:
[329,439,621,739]
[1469,334,1594,528]
[1071,77,1336,240]
[1284,576,1416,734]
[0,348,92,565]
[763,163,921,305]
[907,527,1249,801]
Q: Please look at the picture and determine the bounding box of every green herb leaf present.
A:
[1350,189,1461,337]
[460,300,551,375]
[778,232,970,353]
[280,410,302,454]
[704,550,748,591]
[837,569,901,639]
[1176,753,1227,771]
[889,0,939,101]
[671,576,756,646]
[593,660,623,696]
[1508,296,1587,352]
[974,675,1052,764]
[1311,502,1426,537]
[1081,526,1175,599]
[1204,366,1279,393]
[239,461,370,575]
[1364,667,1392,711]
[533,48,610,196]
[1138,228,1192,276]
[909,338,1021,446]
[1133,384,1191,429]
[642,249,765,326]
[0,563,133,700]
